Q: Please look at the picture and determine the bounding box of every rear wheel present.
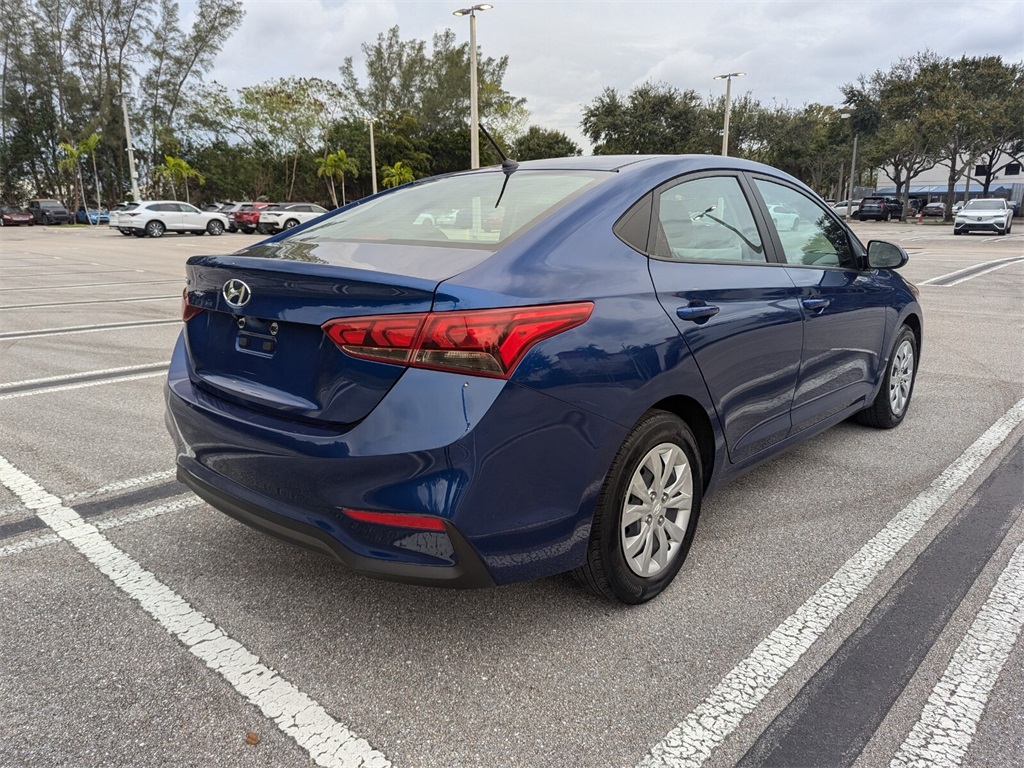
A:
[575,411,702,604]
[283,218,299,230]
[855,324,917,429]
[145,220,165,238]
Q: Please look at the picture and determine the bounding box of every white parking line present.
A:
[918,256,1024,286]
[0,454,391,768]
[0,318,180,340]
[1,363,169,392]
[890,538,1024,768]
[65,469,176,502]
[0,371,166,400]
[637,398,1024,768]
[0,495,201,558]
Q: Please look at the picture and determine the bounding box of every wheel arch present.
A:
[647,395,716,492]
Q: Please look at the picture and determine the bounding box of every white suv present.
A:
[953,198,1013,236]
[258,203,329,234]
[114,201,230,238]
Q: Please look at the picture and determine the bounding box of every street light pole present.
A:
[366,117,378,195]
[846,132,859,220]
[714,72,745,157]
[117,91,141,202]
[840,112,858,221]
[453,4,493,169]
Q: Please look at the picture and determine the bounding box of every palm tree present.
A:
[78,134,102,223]
[57,142,85,218]
[316,150,359,207]
[154,155,205,203]
[381,161,414,189]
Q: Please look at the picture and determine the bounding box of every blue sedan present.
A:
[76,206,110,225]
[166,155,922,604]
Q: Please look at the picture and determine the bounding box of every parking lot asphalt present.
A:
[1,221,1022,768]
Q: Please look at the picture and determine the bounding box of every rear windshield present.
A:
[963,200,1005,210]
[291,170,609,248]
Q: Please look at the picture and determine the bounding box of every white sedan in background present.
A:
[258,203,329,234]
[113,201,229,238]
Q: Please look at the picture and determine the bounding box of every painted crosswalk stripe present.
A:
[637,398,1024,768]
[0,454,391,768]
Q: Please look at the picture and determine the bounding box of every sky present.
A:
[182,0,1024,151]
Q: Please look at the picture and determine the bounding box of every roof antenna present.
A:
[478,122,519,174]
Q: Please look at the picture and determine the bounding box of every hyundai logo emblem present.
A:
[222,279,252,308]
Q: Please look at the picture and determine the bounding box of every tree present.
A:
[381,161,414,189]
[581,81,704,154]
[844,52,942,219]
[57,140,85,215]
[316,149,359,207]
[154,154,203,202]
[513,126,581,160]
[78,132,101,212]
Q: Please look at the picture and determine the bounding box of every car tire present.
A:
[240,227,253,234]
[145,220,165,238]
[283,218,299,230]
[207,220,225,236]
[791,218,800,231]
[120,230,132,236]
[574,410,702,604]
[883,212,891,222]
[1006,220,1012,234]
[855,324,917,430]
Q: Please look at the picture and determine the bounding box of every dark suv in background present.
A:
[858,196,903,221]
[28,199,73,225]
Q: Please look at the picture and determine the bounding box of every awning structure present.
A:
[875,184,1014,196]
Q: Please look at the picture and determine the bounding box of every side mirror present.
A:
[866,240,908,270]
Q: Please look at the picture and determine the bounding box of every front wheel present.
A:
[855,324,917,429]
[575,411,702,604]
[207,219,225,236]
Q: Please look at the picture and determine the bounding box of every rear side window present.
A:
[293,170,608,248]
[650,175,766,263]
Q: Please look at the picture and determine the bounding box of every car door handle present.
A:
[676,304,721,322]
[801,298,831,312]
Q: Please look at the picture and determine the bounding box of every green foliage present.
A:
[381,161,415,189]
[513,126,581,160]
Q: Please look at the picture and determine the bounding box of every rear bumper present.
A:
[175,455,495,588]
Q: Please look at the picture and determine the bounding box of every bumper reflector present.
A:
[341,508,447,531]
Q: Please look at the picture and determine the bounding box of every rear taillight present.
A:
[322,302,594,379]
[181,289,204,322]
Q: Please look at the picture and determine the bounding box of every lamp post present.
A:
[453,4,492,169]
[714,71,745,157]
[840,112,858,221]
[117,91,141,202]
[365,116,378,195]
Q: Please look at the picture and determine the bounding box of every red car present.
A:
[232,202,272,233]
[1,205,35,226]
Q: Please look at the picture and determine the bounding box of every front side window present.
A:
[293,170,608,248]
[754,179,856,269]
[651,175,766,263]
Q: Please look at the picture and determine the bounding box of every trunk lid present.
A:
[183,238,492,425]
